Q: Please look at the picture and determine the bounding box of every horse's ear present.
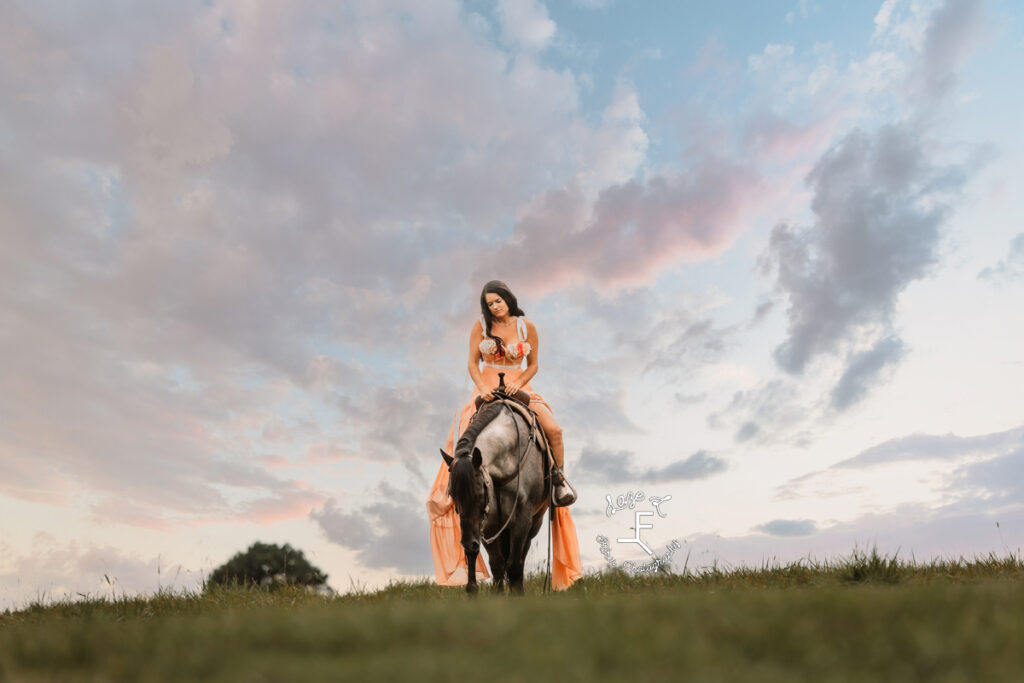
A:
[440,449,454,467]
[472,447,482,468]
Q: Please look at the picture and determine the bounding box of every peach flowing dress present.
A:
[426,317,583,590]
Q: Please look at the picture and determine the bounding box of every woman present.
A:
[426,280,583,590]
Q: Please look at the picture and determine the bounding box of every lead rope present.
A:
[545,508,553,593]
[544,412,553,593]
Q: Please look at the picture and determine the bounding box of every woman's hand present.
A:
[478,385,495,401]
[505,382,521,395]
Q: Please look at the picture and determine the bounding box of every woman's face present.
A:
[485,293,509,318]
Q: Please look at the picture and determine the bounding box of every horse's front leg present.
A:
[485,538,508,594]
[506,513,534,595]
[465,541,479,596]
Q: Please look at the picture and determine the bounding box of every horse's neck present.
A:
[476,410,521,467]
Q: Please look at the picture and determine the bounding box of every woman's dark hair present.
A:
[480,280,526,349]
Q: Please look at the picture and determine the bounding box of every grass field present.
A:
[2,547,1023,682]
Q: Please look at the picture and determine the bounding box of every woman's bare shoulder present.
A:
[525,319,538,335]
[471,318,483,334]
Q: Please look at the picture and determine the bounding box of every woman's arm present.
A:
[467,320,494,400]
[505,320,539,395]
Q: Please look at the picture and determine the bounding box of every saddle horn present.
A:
[475,371,531,409]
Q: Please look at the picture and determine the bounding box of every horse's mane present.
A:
[455,400,508,456]
[448,456,477,506]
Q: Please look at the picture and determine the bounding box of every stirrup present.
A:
[551,467,577,507]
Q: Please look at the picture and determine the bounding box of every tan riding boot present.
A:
[551,467,577,507]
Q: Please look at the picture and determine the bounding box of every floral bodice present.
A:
[478,316,531,368]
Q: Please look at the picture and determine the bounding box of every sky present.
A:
[2,0,1022,608]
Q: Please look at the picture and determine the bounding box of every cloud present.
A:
[687,427,1024,570]
[498,0,556,53]
[756,0,987,422]
[652,452,729,481]
[356,376,466,474]
[743,110,838,162]
[830,335,906,410]
[310,483,433,575]
[0,0,665,526]
[507,285,735,440]
[641,318,734,375]
[914,0,985,102]
[753,519,818,537]
[576,448,727,484]
[687,36,733,78]
[979,233,1024,283]
[733,0,990,434]
[679,502,1024,575]
[674,392,709,406]
[735,421,760,443]
[476,153,760,294]
[555,391,644,437]
[947,443,1024,509]
[747,43,795,73]
[706,380,810,446]
[873,0,901,36]
[0,536,200,610]
[562,284,737,381]
[775,424,1024,501]
[833,425,1024,469]
[763,123,962,376]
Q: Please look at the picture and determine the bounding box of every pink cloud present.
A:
[305,442,362,464]
[687,35,735,78]
[477,154,763,295]
[255,454,291,468]
[744,110,841,163]
[236,487,328,525]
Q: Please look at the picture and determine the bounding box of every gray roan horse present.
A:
[440,393,550,595]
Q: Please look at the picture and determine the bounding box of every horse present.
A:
[440,396,550,595]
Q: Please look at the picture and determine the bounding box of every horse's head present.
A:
[440,446,489,555]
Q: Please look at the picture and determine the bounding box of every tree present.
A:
[206,542,328,590]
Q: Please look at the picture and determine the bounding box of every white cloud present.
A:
[978,233,1024,283]
[498,0,556,53]
[747,43,795,73]
[0,537,200,610]
[873,0,901,37]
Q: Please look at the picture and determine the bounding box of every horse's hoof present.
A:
[466,583,479,596]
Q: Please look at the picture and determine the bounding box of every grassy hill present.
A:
[2,547,1023,682]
